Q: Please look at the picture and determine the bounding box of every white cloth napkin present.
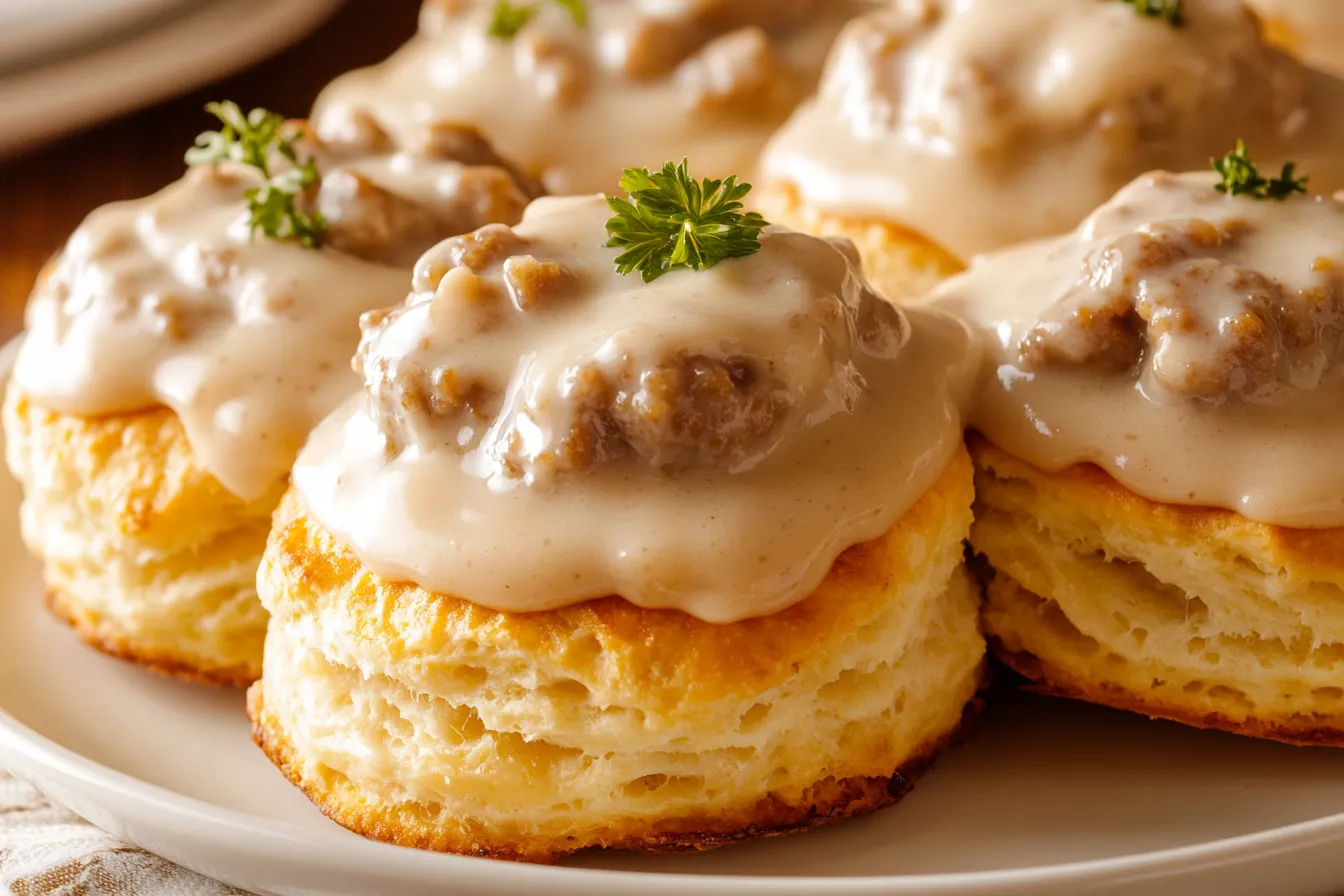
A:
[0,769,250,895]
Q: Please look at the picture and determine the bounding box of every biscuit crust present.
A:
[44,587,258,688]
[757,180,965,303]
[971,434,1344,746]
[249,685,985,862]
[251,447,985,861]
[3,384,278,685]
[991,600,1344,747]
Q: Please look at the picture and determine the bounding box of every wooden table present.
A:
[0,0,421,340]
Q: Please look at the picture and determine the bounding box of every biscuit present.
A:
[249,447,986,862]
[1250,3,1344,78]
[3,384,280,685]
[970,436,1344,746]
[757,180,964,303]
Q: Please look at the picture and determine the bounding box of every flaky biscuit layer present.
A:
[756,180,965,304]
[971,436,1344,746]
[3,384,279,685]
[250,448,985,861]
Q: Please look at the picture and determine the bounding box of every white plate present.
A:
[2,337,1344,896]
[0,0,192,70]
[0,0,341,159]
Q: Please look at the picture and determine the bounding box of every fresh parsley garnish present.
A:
[1119,0,1184,26]
[488,0,585,39]
[605,160,769,283]
[1212,140,1308,201]
[186,100,328,248]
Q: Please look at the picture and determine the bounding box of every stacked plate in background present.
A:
[0,0,341,158]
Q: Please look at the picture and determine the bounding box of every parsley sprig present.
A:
[605,160,769,283]
[1119,0,1184,26]
[186,101,328,248]
[1212,140,1308,201]
[488,0,585,39]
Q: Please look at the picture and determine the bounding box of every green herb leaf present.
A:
[1212,139,1308,201]
[186,101,328,248]
[605,159,769,283]
[488,0,585,39]
[245,159,327,248]
[1119,0,1184,26]
[1263,161,1308,200]
[551,0,586,25]
[488,1,536,38]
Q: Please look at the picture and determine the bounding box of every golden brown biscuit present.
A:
[1249,1,1344,78]
[757,181,965,303]
[3,384,279,685]
[3,117,541,686]
[970,436,1344,746]
[248,447,986,862]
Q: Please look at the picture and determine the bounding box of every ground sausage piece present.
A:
[516,30,592,107]
[1019,217,1344,404]
[676,27,785,115]
[310,107,393,156]
[674,0,825,33]
[437,166,538,236]
[502,353,793,478]
[363,358,498,458]
[1019,292,1145,372]
[312,119,538,267]
[414,225,526,293]
[618,0,825,80]
[318,171,444,266]
[611,353,792,469]
[502,255,571,310]
[358,300,499,457]
[407,122,544,199]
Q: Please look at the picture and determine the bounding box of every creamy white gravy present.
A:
[1250,0,1344,78]
[294,196,979,622]
[312,0,870,196]
[13,139,536,500]
[762,0,1344,260]
[933,171,1344,529]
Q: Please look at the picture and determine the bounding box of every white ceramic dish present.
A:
[0,0,340,158]
[2,337,1344,896]
[0,0,191,70]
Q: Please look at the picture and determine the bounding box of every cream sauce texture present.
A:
[762,0,1344,259]
[294,196,980,622]
[13,142,536,500]
[312,0,870,196]
[933,171,1344,529]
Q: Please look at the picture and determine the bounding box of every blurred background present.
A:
[0,0,419,339]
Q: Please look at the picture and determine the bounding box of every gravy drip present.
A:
[761,0,1344,259]
[933,171,1344,528]
[13,135,537,499]
[312,0,871,195]
[294,196,980,622]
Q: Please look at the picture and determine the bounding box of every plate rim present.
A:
[0,0,195,73]
[2,333,1344,895]
[0,0,342,158]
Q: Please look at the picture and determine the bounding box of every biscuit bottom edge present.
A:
[247,672,988,864]
[45,587,261,688]
[985,573,1344,748]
